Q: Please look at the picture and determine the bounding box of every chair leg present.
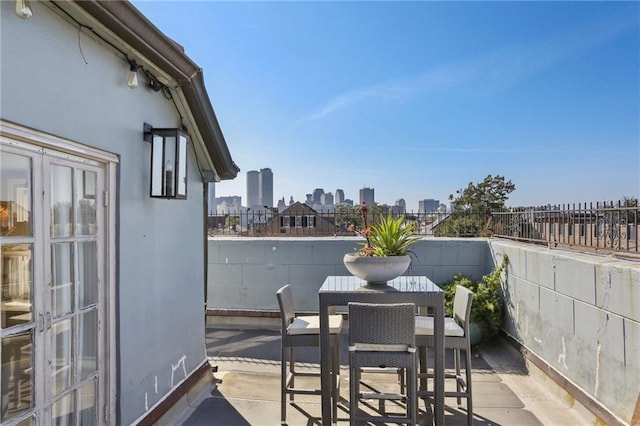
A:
[408,362,417,426]
[332,334,340,422]
[454,348,462,406]
[289,347,295,402]
[281,343,287,424]
[418,346,427,393]
[465,346,473,426]
[349,365,358,426]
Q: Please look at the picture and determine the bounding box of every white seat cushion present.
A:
[415,316,464,337]
[288,314,343,335]
[349,343,416,353]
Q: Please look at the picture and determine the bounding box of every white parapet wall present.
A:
[206,237,491,312]
[490,239,639,425]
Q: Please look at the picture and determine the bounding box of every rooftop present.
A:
[167,322,595,425]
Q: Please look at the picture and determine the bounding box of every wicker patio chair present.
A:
[416,285,474,425]
[348,302,417,425]
[276,284,343,425]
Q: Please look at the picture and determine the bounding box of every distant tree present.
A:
[621,196,638,222]
[335,204,358,233]
[439,174,516,237]
[450,174,516,215]
[224,215,239,232]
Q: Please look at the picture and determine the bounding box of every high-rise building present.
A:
[359,187,375,206]
[312,188,325,205]
[419,199,440,213]
[321,192,334,206]
[391,198,406,214]
[258,168,273,208]
[246,170,259,208]
[216,196,242,213]
[335,189,345,205]
[246,168,274,208]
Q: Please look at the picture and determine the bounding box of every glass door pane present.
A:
[75,171,96,236]
[0,152,32,238]
[51,243,73,319]
[1,332,34,423]
[51,166,73,238]
[1,244,33,328]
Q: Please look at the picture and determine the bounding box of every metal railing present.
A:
[492,201,639,254]
[208,200,639,255]
[207,210,484,237]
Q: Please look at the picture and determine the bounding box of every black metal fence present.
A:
[208,200,639,255]
[492,201,639,254]
[207,210,482,237]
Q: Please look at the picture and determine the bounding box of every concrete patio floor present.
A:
[170,323,595,425]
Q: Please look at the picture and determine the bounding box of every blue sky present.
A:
[133,1,639,210]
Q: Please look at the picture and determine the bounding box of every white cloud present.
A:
[296,10,637,124]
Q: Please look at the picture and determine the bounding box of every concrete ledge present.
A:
[503,332,627,426]
[134,360,212,426]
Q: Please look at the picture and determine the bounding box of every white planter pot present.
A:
[343,253,411,285]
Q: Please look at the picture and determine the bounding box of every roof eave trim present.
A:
[73,0,239,180]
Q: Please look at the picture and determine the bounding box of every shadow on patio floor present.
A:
[174,324,588,425]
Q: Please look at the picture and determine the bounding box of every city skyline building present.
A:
[216,195,242,213]
[246,168,273,209]
[359,187,375,206]
[312,188,324,205]
[258,167,273,208]
[419,198,440,213]
[391,198,406,214]
[246,170,259,209]
[335,189,345,205]
[321,192,334,206]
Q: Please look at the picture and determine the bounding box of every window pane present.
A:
[78,310,97,381]
[52,392,74,426]
[13,416,34,426]
[51,319,73,395]
[78,379,97,426]
[151,135,163,197]
[1,332,34,422]
[1,244,33,328]
[51,243,73,318]
[177,134,187,197]
[164,136,176,197]
[76,171,96,236]
[51,165,73,238]
[0,152,32,237]
[78,242,97,309]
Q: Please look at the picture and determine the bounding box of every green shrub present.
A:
[441,255,509,343]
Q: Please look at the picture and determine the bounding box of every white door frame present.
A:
[1,120,117,424]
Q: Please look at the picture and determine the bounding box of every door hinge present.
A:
[103,404,109,424]
[103,190,109,207]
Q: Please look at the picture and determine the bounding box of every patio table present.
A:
[319,275,445,425]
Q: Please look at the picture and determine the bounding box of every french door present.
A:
[1,134,111,425]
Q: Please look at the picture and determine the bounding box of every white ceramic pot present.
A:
[343,253,411,285]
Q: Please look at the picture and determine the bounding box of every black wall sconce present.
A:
[143,123,188,199]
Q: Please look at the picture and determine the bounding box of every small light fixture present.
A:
[15,0,32,18]
[127,61,140,88]
[143,123,188,199]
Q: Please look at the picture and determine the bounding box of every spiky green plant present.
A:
[366,214,420,257]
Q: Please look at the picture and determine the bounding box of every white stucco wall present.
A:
[491,240,639,424]
[206,237,491,312]
[1,3,208,424]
